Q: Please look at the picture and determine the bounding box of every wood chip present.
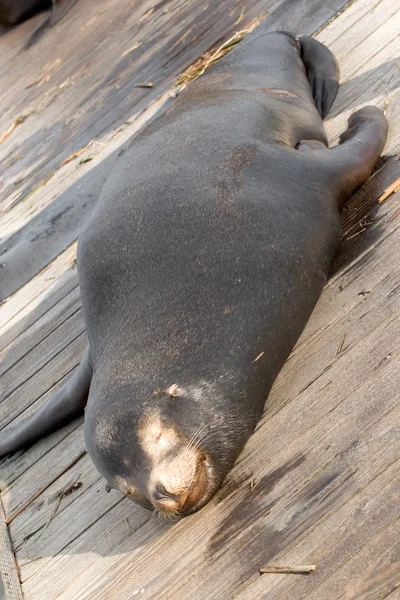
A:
[234,6,246,26]
[134,82,154,88]
[260,565,316,574]
[140,7,154,21]
[0,114,30,144]
[337,333,347,355]
[389,207,400,222]
[26,73,51,89]
[46,475,83,526]
[5,450,86,524]
[378,177,400,203]
[61,141,93,166]
[121,42,142,58]
[167,384,178,397]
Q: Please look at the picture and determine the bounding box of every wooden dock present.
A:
[0,0,399,598]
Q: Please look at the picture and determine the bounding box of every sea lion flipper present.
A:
[296,35,340,119]
[0,346,92,458]
[314,106,388,204]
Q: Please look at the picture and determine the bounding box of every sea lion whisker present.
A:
[183,415,225,455]
[184,423,209,454]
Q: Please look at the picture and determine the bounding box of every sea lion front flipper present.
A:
[0,346,92,458]
[296,34,340,119]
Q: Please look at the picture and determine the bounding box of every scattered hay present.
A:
[176,15,265,87]
[378,177,400,203]
[0,114,31,145]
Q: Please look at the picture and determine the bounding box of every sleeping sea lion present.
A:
[0,29,388,518]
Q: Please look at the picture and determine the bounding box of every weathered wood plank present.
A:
[0,495,23,600]
[0,307,84,404]
[268,255,399,419]
[0,332,87,430]
[20,496,156,596]
[0,244,77,339]
[11,454,114,553]
[303,519,400,600]
[0,287,81,378]
[290,217,400,369]
[235,459,400,599]
[0,269,78,354]
[319,0,399,66]
[1,425,86,519]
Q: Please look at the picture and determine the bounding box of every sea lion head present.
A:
[84,377,256,518]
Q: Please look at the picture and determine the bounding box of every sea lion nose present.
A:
[152,483,179,501]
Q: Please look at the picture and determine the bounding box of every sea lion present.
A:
[0,29,388,518]
[0,0,75,25]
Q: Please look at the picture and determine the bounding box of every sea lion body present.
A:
[0,30,388,517]
[81,33,342,509]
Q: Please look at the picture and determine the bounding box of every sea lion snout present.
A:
[138,411,214,516]
[148,450,213,517]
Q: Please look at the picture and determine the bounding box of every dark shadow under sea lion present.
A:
[0,29,388,518]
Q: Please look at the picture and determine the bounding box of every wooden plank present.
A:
[0,268,78,354]
[235,459,400,599]
[289,220,400,370]
[319,0,399,66]
[1,425,86,520]
[0,307,85,404]
[0,332,87,429]
[11,454,114,553]
[259,0,351,35]
[0,286,81,377]
[268,257,399,419]
[0,372,82,488]
[20,496,156,597]
[303,519,400,600]
[0,244,77,337]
